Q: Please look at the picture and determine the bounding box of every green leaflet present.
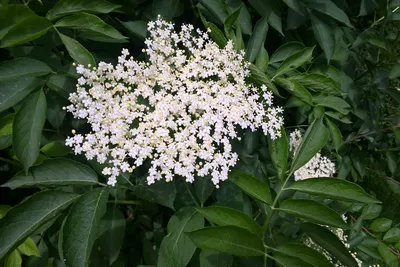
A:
[13,89,47,172]
[0,190,80,259]
[62,188,109,267]
[158,207,204,267]
[3,158,98,189]
[196,206,262,235]
[187,226,265,257]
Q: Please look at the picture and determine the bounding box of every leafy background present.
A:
[0,0,400,266]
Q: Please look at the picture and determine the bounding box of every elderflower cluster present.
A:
[65,16,283,187]
[290,129,336,180]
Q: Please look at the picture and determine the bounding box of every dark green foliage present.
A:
[0,0,399,266]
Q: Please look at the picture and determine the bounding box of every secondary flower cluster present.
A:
[290,129,336,180]
[65,17,283,187]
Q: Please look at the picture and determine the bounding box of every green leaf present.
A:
[98,206,126,265]
[286,178,379,204]
[46,93,67,129]
[274,77,312,105]
[278,199,348,228]
[255,46,269,72]
[276,243,334,267]
[0,135,12,150]
[268,127,288,180]
[369,218,393,232]
[58,33,96,67]
[199,13,227,48]
[389,63,400,79]
[3,158,98,189]
[0,58,52,82]
[4,250,22,267]
[285,96,308,108]
[224,6,241,39]
[130,179,176,209]
[194,178,214,206]
[1,16,52,48]
[0,113,14,136]
[245,16,268,63]
[273,47,314,78]
[272,253,313,267]
[331,28,349,62]
[282,0,305,15]
[228,170,272,204]
[301,223,358,267]
[325,111,352,124]
[383,228,400,243]
[47,0,120,20]
[310,15,335,63]
[237,5,252,36]
[18,237,40,257]
[358,0,378,16]
[310,0,353,28]
[247,63,281,96]
[152,0,180,19]
[248,0,283,35]
[13,89,47,172]
[378,243,398,267]
[40,141,71,157]
[215,182,248,212]
[0,77,40,113]
[0,4,35,39]
[313,95,350,115]
[361,203,382,220]
[325,118,342,152]
[396,240,400,250]
[55,13,127,43]
[357,244,381,260]
[0,205,11,219]
[199,250,232,267]
[269,41,305,64]
[46,74,76,99]
[196,206,262,235]
[0,190,79,259]
[198,0,229,25]
[63,188,109,267]
[289,73,341,96]
[158,207,204,267]
[187,226,264,256]
[290,118,329,172]
[119,20,147,39]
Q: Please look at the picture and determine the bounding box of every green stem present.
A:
[261,171,294,267]
[262,171,293,233]
[263,245,280,267]
[0,157,19,165]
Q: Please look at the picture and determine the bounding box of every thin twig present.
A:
[344,124,400,144]
[348,214,400,257]
[0,157,18,165]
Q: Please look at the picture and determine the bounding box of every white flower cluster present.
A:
[290,129,336,181]
[65,16,284,187]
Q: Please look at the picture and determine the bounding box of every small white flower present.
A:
[65,17,284,187]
